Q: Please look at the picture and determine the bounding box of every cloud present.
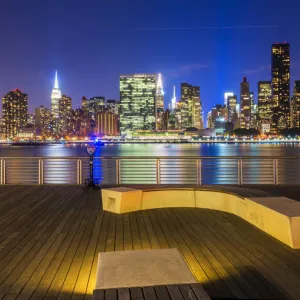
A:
[168,63,209,77]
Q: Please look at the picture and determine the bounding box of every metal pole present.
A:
[0,160,3,185]
[116,159,120,185]
[77,159,82,185]
[3,160,6,185]
[196,159,202,185]
[38,159,44,185]
[238,159,243,185]
[273,159,278,185]
[156,159,161,184]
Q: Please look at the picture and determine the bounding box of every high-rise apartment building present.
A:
[120,74,156,133]
[271,43,290,132]
[88,96,105,126]
[258,81,272,133]
[291,81,300,128]
[180,83,201,129]
[156,73,164,130]
[2,89,28,139]
[227,95,237,124]
[224,92,234,107]
[106,100,119,115]
[58,95,74,135]
[240,77,251,129]
[35,106,52,137]
[51,71,62,119]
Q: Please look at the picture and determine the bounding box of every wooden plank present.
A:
[135,211,151,250]
[142,287,157,300]
[92,289,104,300]
[190,284,212,300]
[129,213,142,250]
[122,214,133,251]
[166,285,184,300]
[154,286,171,300]
[114,214,124,252]
[105,213,117,252]
[117,288,130,300]
[178,285,198,300]
[129,287,144,300]
[105,289,117,300]
[141,211,160,249]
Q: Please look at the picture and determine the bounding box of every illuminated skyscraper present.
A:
[120,74,156,133]
[240,77,251,129]
[51,71,62,119]
[228,95,237,124]
[2,89,28,139]
[224,92,234,107]
[258,81,272,133]
[271,43,290,132]
[171,86,177,111]
[97,111,118,136]
[35,106,52,137]
[180,83,200,129]
[107,100,119,115]
[58,95,74,135]
[156,73,164,130]
[291,81,300,128]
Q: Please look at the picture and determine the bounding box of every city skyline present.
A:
[1,0,300,117]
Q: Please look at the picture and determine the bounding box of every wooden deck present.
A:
[0,186,300,300]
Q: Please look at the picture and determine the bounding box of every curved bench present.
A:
[102,187,300,249]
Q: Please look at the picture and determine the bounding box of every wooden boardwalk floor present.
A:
[0,186,300,300]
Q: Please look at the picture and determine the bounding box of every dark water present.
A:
[1,143,300,157]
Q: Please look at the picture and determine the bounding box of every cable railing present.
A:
[0,156,300,185]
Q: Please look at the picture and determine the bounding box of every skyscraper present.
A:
[51,71,62,119]
[120,74,156,133]
[106,100,119,115]
[156,73,164,130]
[171,86,177,111]
[258,81,272,133]
[88,96,106,127]
[2,89,28,139]
[228,95,237,124]
[224,92,234,107]
[35,106,52,137]
[97,111,118,136]
[240,77,251,129]
[291,81,300,128]
[58,95,74,135]
[180,83,200,129]
[271,43,290,132]
[249,92,257,128]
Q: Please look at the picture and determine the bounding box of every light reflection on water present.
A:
[1,143,300,184]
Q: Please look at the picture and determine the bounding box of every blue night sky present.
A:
[1,0,300,118]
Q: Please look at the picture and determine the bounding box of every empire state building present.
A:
[51,71,62,118]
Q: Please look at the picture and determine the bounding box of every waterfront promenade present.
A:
[0,185,300,300]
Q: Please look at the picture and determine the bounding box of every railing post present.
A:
[0,159,3,185]
[38,159,44,185]
[116,159,120,185]
[196,159,202,185]
[156,159,161,184]
[77,159,82,185]
[238,159,243,185]
[273,159,278,185]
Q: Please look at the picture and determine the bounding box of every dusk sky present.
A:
[1,0,300,117]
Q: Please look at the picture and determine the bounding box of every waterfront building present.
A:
[97,111,118,136]
[58,95,74,136]
[156,73,165,130]
[224,92,234,107]
[291,81,300,128]
[271,43,290,132]
[258,81,272,133]
[240,77,251,129]
[2,89,28,139]
[249,92,257,128]
[82,96,88,111]
[51,71,62,119]
[88,96,105,126]
[35,106,52,137]
[162,109,170,130]
[180,83,201,129]
[206,110,213,128]
[228,95,238,125]
[120,74,156,133]
[74,108,84,134]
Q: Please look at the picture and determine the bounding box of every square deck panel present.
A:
[95,249,197,289]
[102,187,142,214]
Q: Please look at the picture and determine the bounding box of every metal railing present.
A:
[0,156,299,185]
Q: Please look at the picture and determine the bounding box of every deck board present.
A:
[0,186,300,300]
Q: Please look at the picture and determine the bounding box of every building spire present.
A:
[54,71,59,89]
